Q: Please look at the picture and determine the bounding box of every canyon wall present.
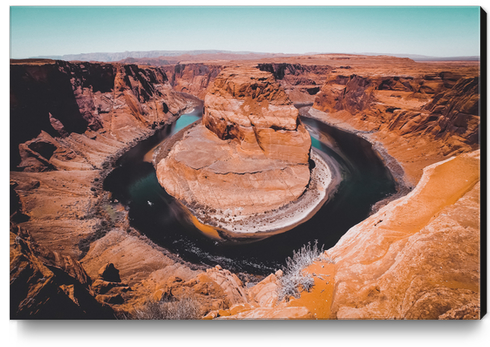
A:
[10,60,196,172]
[9,60,220,318]
[161,63,222,99]
[161,62,331,104]
[309,59,480,186]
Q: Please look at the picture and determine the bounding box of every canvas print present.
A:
[9,6,484,320]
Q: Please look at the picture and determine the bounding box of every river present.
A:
[103,108,396,275]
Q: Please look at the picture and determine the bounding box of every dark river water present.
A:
[103,108,396,275]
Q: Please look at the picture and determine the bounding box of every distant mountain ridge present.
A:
[356,52,480,61]
[32,50,293,62]
[32,49,480,63]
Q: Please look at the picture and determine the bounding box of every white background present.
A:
[3,0,489,346]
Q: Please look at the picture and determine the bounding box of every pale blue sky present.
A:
[10,6,481,59]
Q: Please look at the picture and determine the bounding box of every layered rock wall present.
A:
[11,60,195,172]
[162,63,222,99]
[310,68,480,185]
[202,67,311,162]
[161,62,332,104]
[10,60,206,317]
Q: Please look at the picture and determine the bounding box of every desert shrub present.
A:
[278,240,333,301]
[129,296,202,320]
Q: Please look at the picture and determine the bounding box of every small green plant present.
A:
[278,240,332,301]
[129,296,202,320]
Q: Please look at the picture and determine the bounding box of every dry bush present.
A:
[128,296,202,320]
[278,240,333,301]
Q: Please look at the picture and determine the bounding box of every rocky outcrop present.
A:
[10,60,196,171]
[156,67,312,221]
[382,76,480,146]
[422,77,480,144]
[257,63,331,104]
[202,67,311,163]
[10,227,115,319]
[310,68,480,185]
[313,74,375,114]
[327,150,481,319]
[162,63,222,99]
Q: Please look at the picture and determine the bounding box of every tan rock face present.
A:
[162,63,223,100]
[10,228,114,319]
[327,151,481,320]
[311,74,479,186]
[202,67,311,162]
[157,67,312,216]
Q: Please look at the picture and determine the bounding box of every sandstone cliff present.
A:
[160,62,332,105]
[9,60,216,317]
[10,60,198,172]
[161,63,222,99]
[10,227,115,319]
[156,67,312,221]
[310,67,480,186]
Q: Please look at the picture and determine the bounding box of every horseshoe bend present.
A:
[154,67,336,238]
[10,54,481,320]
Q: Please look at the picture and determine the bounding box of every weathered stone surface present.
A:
[10,229,114,319]
[247,272,281,307]
[157,67,312,217]
[311,64,480,186]
[327,151,481,319]
[314,74,375,114]
[211,151,480,320]
[162,63,223,99]
[10,60,202,317]
[10,60,196,171]
[203,266,248,306]
[217,305,314,320]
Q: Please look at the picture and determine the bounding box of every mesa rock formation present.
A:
[156,67,313,225]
